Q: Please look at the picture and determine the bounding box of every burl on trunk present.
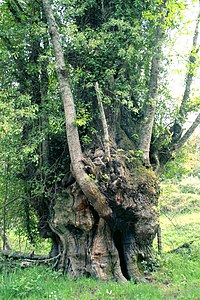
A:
[48,149,159,282]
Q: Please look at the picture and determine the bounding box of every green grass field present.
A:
[1,210,200,300]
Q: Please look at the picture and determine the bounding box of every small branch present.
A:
[0,196,28,210]
[95,82,111,161]
[169,241,194,253]
[162,212,178,228]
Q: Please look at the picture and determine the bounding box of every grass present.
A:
[0,268,163,300]
[0,251,199,300]
[1,211,200,300]
[160,212,200,251]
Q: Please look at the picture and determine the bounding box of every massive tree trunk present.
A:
[49,149,159,281]
[41,0,159,281]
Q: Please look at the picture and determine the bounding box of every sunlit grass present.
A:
[1,210,200,300]
[160,212,200,252]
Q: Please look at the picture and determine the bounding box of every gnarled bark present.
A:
[46,148,159,281]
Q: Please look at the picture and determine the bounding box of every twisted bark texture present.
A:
[49,149,159,281]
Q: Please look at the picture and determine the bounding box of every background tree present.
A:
[0,0,199,281]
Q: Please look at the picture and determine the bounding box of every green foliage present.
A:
[162,131,200,180]
[142,0,187,29]
[0,90,40,246]
[62,0,156,116]
[0,0,66,246]
[161,149,191,180]
[161,189,200,214]
[0,266,63,300]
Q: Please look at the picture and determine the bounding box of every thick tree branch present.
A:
[178,5,200,120]
[95,82,111,161]
[138,27,163,164]
[157,5,200,172]
[169,5,199,146]
[175,112,200,150]
[157,113,200,175]
[42,0,112,219]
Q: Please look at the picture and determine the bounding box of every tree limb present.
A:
[42,0,112,219]
[175,112,200,150]
[158,5,200,171]
[95,82,111,161]
[138,25,164,164]
[178,5,200,120]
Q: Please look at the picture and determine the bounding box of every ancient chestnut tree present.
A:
[39,0,200,281]
[0,0,199,281]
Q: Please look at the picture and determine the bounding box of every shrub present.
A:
[178,176,200,195]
